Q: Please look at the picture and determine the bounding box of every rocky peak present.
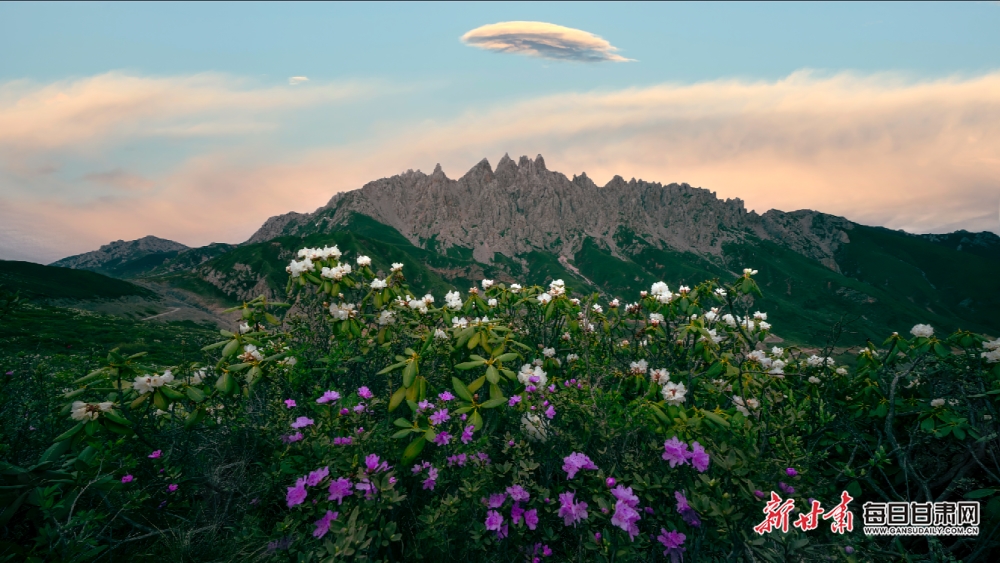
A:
[52,235,189,270]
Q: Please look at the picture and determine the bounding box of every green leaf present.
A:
[702,410,730,428]
[455,360,486,370]
[185,387,206,403]
[388,386,407,412]
[921,417,936,432]
[104,420,134,437]
[74,368,108,385]
[103,412,131,427]
[393,418,412,428]
[215,372,235,395]
[964,489,997,499]
[391,429,414,439]
[467,375,486,394]
[184,407,206,429]
[496,352,519,362]
[480,398,506,409]
[152,390,169,411]
[469,410,484,430]
[452,377,473,402]
[467,332,481,350]
[402,362,417,388]
[401,436,427,465]
[160,386,186,400]
[486,365,500,384]
[377,361,407,375]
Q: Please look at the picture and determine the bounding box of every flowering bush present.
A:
[2,247,999,561]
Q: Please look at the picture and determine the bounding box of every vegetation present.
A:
[1,245,997,562]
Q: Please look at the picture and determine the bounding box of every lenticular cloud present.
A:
[461,21,633,62]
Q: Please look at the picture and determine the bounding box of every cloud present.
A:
[2,70,999,263]
[288,76,309,86]
[461,21,633,62]
[82,169,154,191]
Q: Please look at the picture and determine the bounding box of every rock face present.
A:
[250,154,854,271]
[52,236,189,271]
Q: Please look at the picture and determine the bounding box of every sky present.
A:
[1,1,999,263]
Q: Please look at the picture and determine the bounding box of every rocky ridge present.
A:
[249,154,854,272]
[52,235,189,272]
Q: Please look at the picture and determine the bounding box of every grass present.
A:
[0,260,155,300]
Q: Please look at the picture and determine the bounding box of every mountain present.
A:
[52,235,189,278]
[50,155,1000,346]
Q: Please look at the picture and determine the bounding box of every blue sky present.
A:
[1,2,999,262]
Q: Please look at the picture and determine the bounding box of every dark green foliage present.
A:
[0,261,154,300]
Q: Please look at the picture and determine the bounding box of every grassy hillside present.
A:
[0,260,155,300]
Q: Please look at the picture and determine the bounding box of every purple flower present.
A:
[594,532,602,542]
[485,510,504,532]
[286,485,307,507]
[779,482,795,495]
[149,450,162,459]
[754,490,766,499]
[353,404,366,413]
[328,477,353,504]
[476,452,491,464]
[333,436,353,446]
[542,545,552,556]
[417,400,432,412]
[290,416,314,429]
[357,386,373,399]
[557,491,589,526]
[121,474,134,484]
[657,529,686,562]
[461,425,475,444]
[562,452,598,479]
[786,467,798,477]
[610,486,641,540]
[284,399,296,408]
[313,510,338,538]
[662,436,689,468]
[644,506,655,514]
[687,441,710,473]
[488,492,507,508]
[167,484,178,492]
[508,395,522,406]
[432,431,452,446]
[356,426,364,434]
[606,477,617,488]
[675,490,690,512]
[447,453,467,466]
[422,467,438,490]
[283,432,304,443]
[548,384,556,393]
[511,502,525,524]
[340,408,350,416]
[507,485,530,502]
[845,546,855,555]
[355,480,376,499]
[316,390,341,404]
[306,466,329,487]
[524,509,539,530]
[544,405,556,419]
[4,371,12,376]
[438,391,455,402]
[365,453,389,473]
[460,413,468,421]
[429,409,450,425]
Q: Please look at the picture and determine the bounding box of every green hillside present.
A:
[0,260,154,300]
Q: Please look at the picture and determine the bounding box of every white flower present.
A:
[320,263,353,280]
[806,355,833,368]
[391,262,404,272]
[239,323,251,334]
[570,298,581,306]
[481,279,494,290]
[753,311,767,321]
[445,290,463,310]
[70,401,113,421]
[532,358,543,367]
[650,368,670,385]
[542,347,556,358]
[154,408,169,417]
[629,359,648,375]
[521,413,548,442]
[329,302,356,320]
[808,376,821,384]
[378,310,395,326]
[768,360,786,376]
[561,332,571,341]
[743,268,758,275]
[190,370,206,385]
[356,255,371,267]
[510,283,522,293]
[548,279,566,296]
[984,338,1000,351]
[948,399,959,406]
[609,298,620,307]
[422,294,435,305]
[434,328,448,339]
[592,303,603,314]
[240,344,264,362]
[488,298,498,307]
[408,297,428,314]
[452,317,469,329]
[722,314,737,327]
[517,364,548,386]
[566,353,579,362]
[714,288,727,297]
[836,367,848,375]
[983,349,1000,363]
[315,245,341,260]
[678,285,690,293]
[286,258,314,277]
[758,321,771,331]
[748,350,767,363]
[910,324,934,338]
[537,292,553,305]
[650,281,673,303]
[279,357,298,367]
[930,398,946,408]
[732,395,759,416]
[133,371,174,394]
[661,382,687,405]
[712,379,732,392]
[648,313,664,325]
[771,346,784,357]
[702,328,723,344]
[704,309,718,322]
[370,278,387,290]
